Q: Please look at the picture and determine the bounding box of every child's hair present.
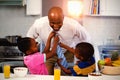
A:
[76,42,94,61]
[17,37,32,53]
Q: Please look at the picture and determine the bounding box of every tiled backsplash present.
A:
[83,16,120,46]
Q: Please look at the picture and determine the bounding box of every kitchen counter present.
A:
[0,73,120,80]
[0,61,24,73]
[0,57,23,61]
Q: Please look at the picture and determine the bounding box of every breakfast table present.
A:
[0,73,120,80]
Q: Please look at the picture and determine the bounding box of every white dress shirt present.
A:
[27,16,91,48]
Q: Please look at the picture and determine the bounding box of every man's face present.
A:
[48,13,63,31]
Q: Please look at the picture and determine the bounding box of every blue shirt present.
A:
[70,57,95,76]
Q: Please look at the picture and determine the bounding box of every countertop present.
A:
[0,73,120,80]
[0,57,23,61]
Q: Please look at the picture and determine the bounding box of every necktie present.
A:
[57,45,68,68]
[40,40,68,68]
[40,40,45,53]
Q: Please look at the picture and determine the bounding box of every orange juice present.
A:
[3,64,10,78]
[54,68,61,80]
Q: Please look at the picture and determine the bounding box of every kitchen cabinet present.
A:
[83,0,120,16]
[100,0,120,16]
[0,0,23,6]
[26,0,42,15]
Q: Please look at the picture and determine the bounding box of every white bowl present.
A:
[14,67,28,77]
[88,72,102,80]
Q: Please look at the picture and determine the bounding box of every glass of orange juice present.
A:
[54,68,61,80]
[3,64,10,78]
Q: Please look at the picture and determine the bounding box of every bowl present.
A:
[88,72,102,80]
[101,66,120,75]
[14,67,28,77]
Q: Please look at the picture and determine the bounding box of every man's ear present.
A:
[62,15,64,20]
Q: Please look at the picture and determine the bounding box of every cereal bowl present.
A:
[14,67,28,77]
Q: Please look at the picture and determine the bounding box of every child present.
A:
[58,42,95,76]
[17,32,59,75]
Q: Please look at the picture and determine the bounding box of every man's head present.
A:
[48,6,64,31]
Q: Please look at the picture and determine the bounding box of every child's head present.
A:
[75,42,94,61]
[17,37,38,55]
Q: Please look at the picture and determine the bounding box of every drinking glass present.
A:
[3,64,10,78]
[54,68,61,80]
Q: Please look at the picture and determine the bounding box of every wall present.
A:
[83,16,120,46]
[42,0,64,16]
[83,0,120,46]
[0,0,120,46]
[0,6,39,38]
[0,0,64,38]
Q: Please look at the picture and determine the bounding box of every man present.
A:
[27,6,91,75]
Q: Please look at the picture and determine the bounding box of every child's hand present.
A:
[57,58,63,66]
[54,35,59,43]
[59,42,65,47]
[49,31,56,38]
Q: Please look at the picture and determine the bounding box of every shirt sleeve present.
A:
[26,19,39,39]
[75,22,91,43]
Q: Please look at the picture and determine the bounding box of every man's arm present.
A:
[26,19,39,39]
[76,22,91,43]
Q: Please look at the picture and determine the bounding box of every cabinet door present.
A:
[100,0,120,16]
[83,0,92,15]
[0,0,23,6]
[84,0,120,16]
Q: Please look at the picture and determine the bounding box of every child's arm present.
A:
[43,31,55,53]
[59,42,75,54]
[57,59,71,74]
[46,35,59,59]
[51,35,59,53]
